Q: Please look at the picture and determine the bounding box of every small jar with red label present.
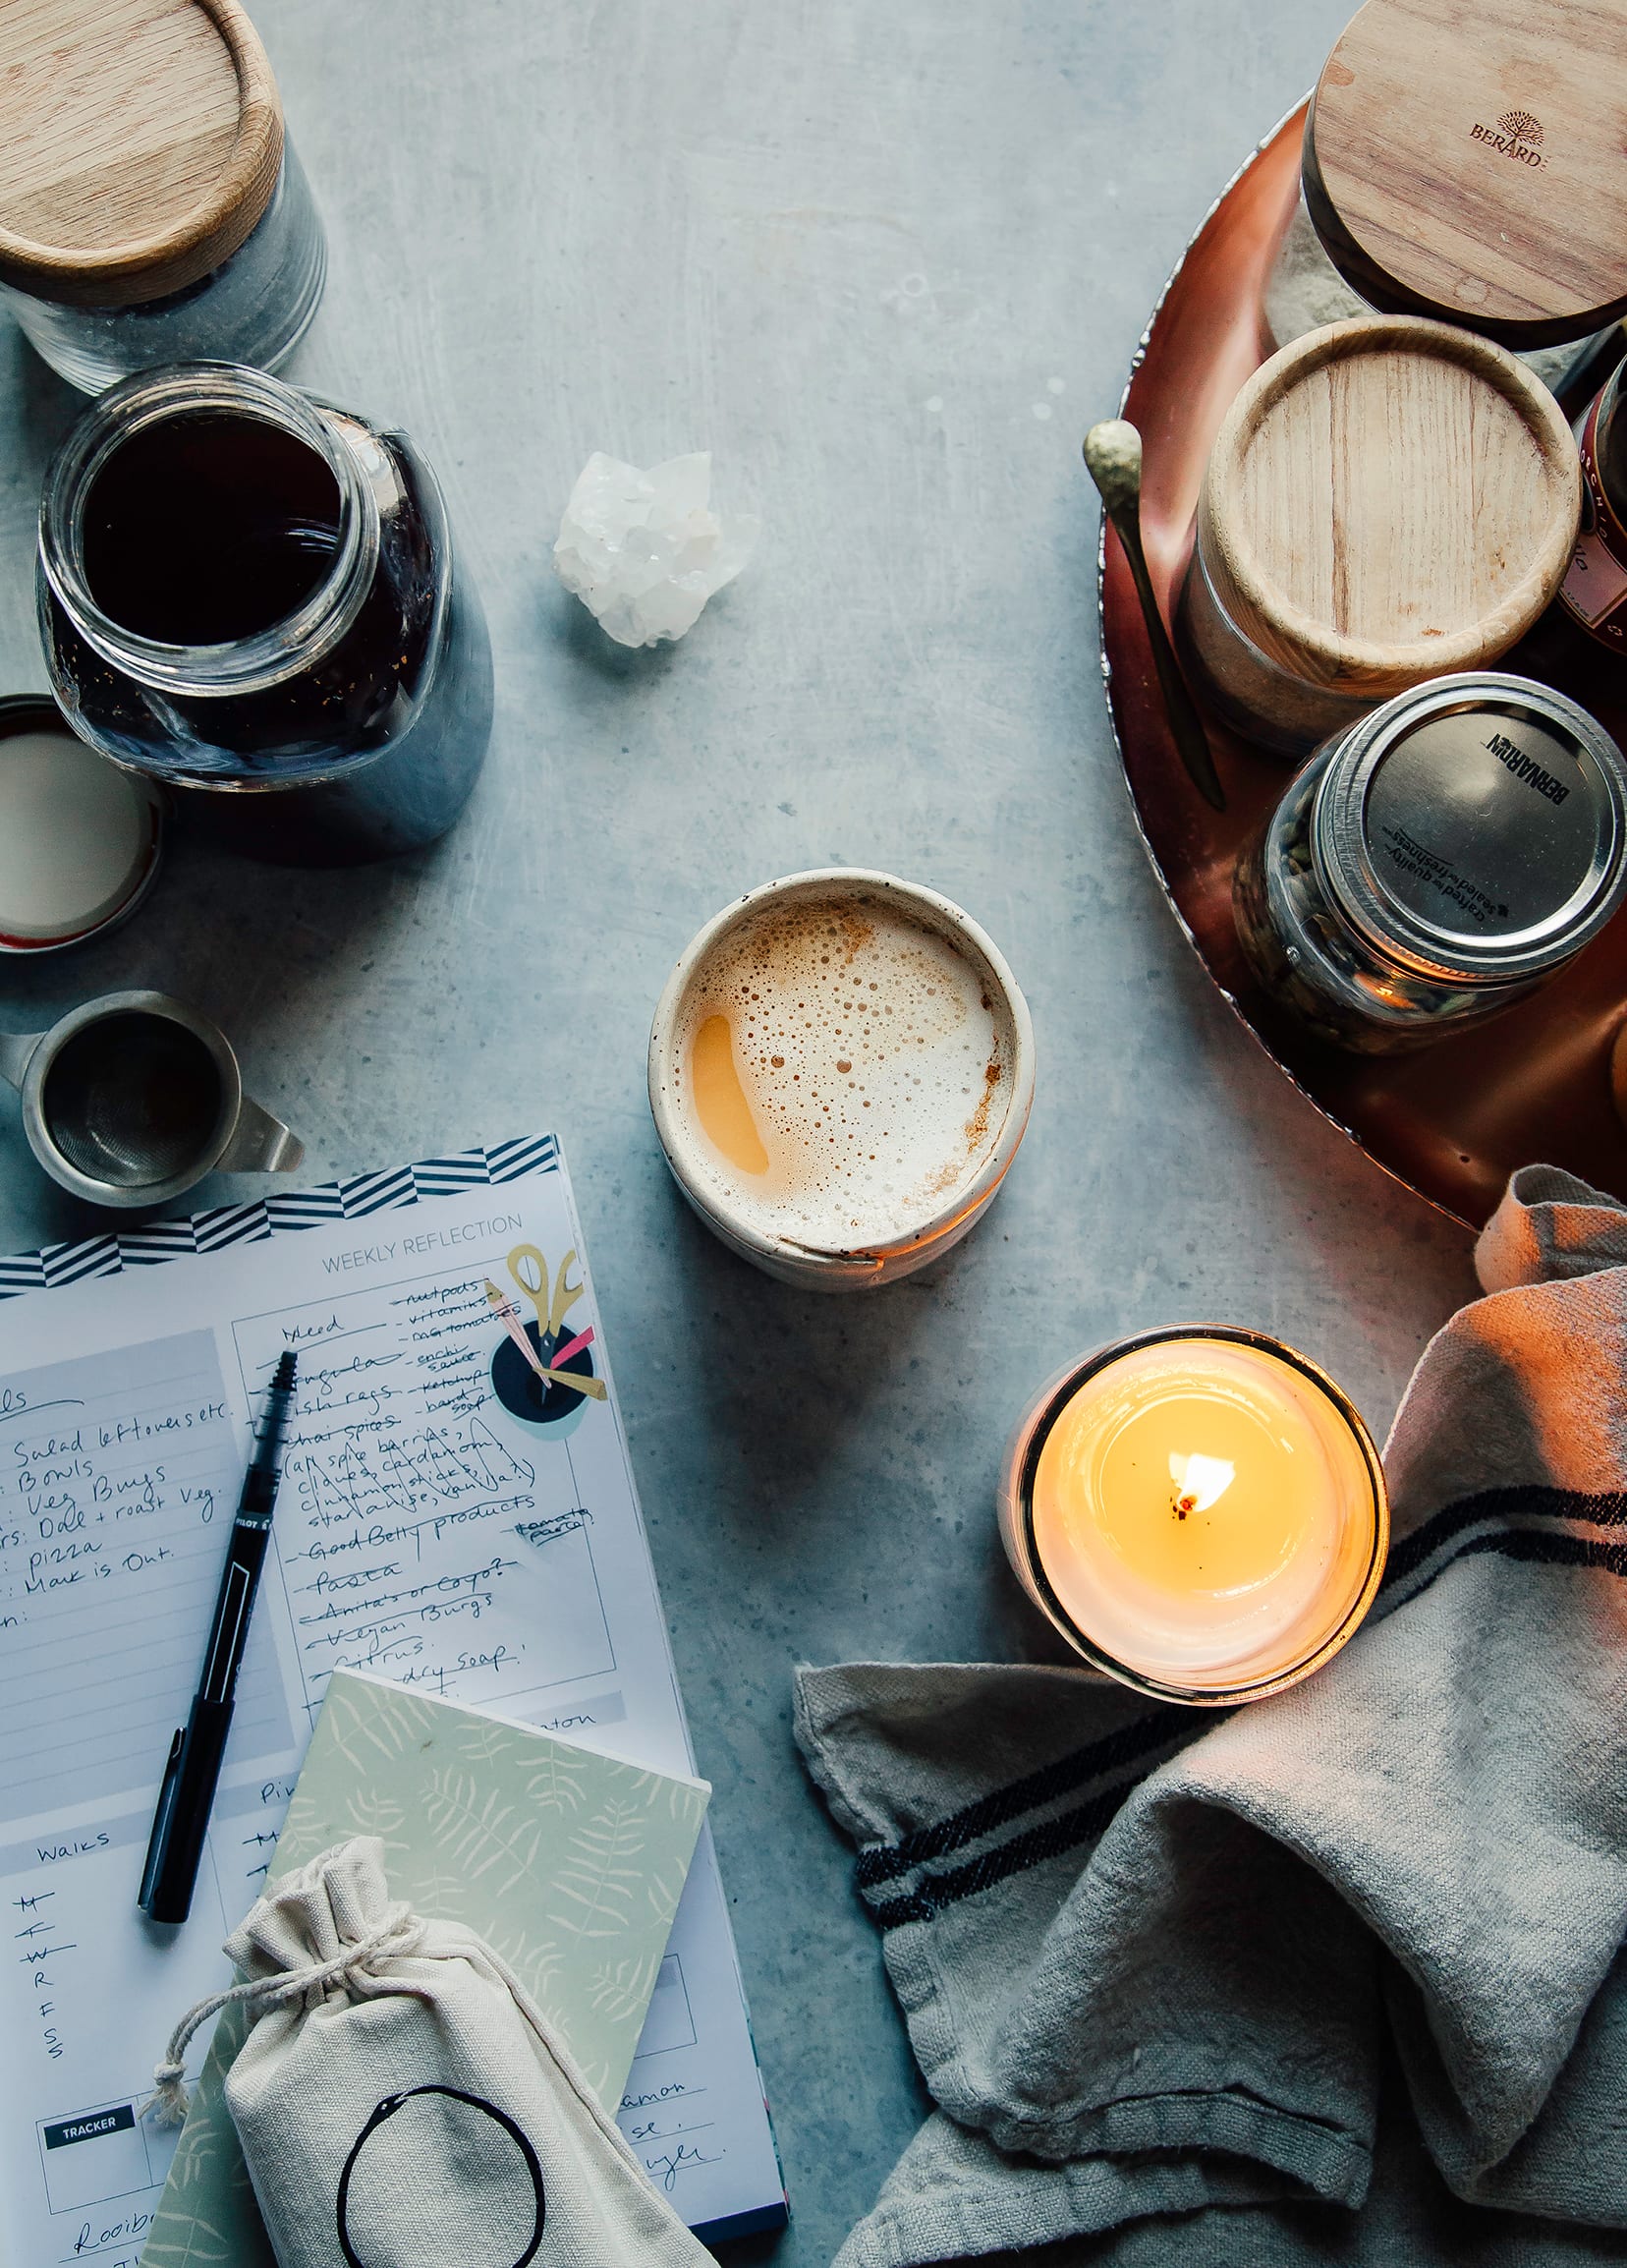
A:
[1554,364,1627,649]
[1513,351,1627,708]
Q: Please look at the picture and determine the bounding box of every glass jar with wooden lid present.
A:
[0,0,324,394]
[1177,316,1581,757]
[1264,0,1627,382]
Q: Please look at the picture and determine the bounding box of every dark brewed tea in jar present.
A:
[1233,675,1627,1051]
[37,365,493,866]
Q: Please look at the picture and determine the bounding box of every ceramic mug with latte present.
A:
[648,870,1036,1289]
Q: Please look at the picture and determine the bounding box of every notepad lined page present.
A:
[0,1142,785,2268]
[0,1331,293,1824]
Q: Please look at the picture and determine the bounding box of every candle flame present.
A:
[1168,1450,1236,1517]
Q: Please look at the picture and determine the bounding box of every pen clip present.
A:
[138,1728,186,1915]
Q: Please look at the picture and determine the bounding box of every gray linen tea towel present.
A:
[796,1166,1627,2265]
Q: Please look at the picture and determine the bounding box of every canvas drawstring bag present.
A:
[152,1835,710,2268]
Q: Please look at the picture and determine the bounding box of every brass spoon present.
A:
[1084,420,1226,813]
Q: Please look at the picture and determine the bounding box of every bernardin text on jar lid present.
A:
[1312,673,1627,987]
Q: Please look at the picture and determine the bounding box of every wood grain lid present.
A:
[1305,0,1627,348]
[0,0,283,309]
[1199,316,1581,697]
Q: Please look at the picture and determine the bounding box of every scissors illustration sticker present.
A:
[507,1244,589,1350]
[488,1245,604,1426]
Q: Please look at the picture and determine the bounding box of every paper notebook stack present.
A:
[143,1669,710,2268]
[0,1134,786,2267]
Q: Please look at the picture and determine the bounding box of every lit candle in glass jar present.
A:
[998,1328,1387,1703]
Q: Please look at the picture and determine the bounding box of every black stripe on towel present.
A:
[1383,1486,1627,1591]
[855,1708,1188,1891]
[1438,1525,1627,1582]
[867,1778,1136,1930]
[862,1489,1627,1931]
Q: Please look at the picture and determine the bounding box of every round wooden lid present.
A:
[1200,317,1581,697]
[0,0,283,309]
[1305,0,1627,348]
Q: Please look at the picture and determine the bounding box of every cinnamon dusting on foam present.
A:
[676,893,1010,1249]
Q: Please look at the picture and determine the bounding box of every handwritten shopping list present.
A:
[0,1334,296,2268]
[0,1332,293,1824]
[229,1272,616,1714]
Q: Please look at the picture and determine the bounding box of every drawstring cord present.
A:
[142,1903,424,2128]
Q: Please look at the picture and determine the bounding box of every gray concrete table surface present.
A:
[0,2,1483,2259]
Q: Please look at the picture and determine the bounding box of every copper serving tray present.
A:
[1104,102,1627,1228]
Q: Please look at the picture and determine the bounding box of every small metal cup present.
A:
[0,989,304,1208]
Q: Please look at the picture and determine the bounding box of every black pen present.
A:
[139,1352,298,1925]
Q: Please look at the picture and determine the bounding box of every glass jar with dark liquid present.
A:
[37,365,493,865]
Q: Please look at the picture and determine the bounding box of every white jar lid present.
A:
[0,703,164,951]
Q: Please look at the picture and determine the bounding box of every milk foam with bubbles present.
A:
[677,895,1010,1249]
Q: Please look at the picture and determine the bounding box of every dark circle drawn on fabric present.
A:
[490,1318,595,1426]
[334,2084,545,2268]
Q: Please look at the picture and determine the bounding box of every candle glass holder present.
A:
[998,1326,1388,1706]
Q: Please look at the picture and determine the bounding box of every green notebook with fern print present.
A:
[141,1669,709,2268]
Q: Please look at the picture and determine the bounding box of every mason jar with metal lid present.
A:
[1233,674,1627,1050]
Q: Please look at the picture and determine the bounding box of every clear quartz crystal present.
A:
[553,452,757,648]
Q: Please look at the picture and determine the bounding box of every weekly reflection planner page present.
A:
[0,1136,783,2268]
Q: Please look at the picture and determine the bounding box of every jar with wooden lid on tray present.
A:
[1177,315,1582,757]
[0,0,325,394]
[1263,0,1627,399]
